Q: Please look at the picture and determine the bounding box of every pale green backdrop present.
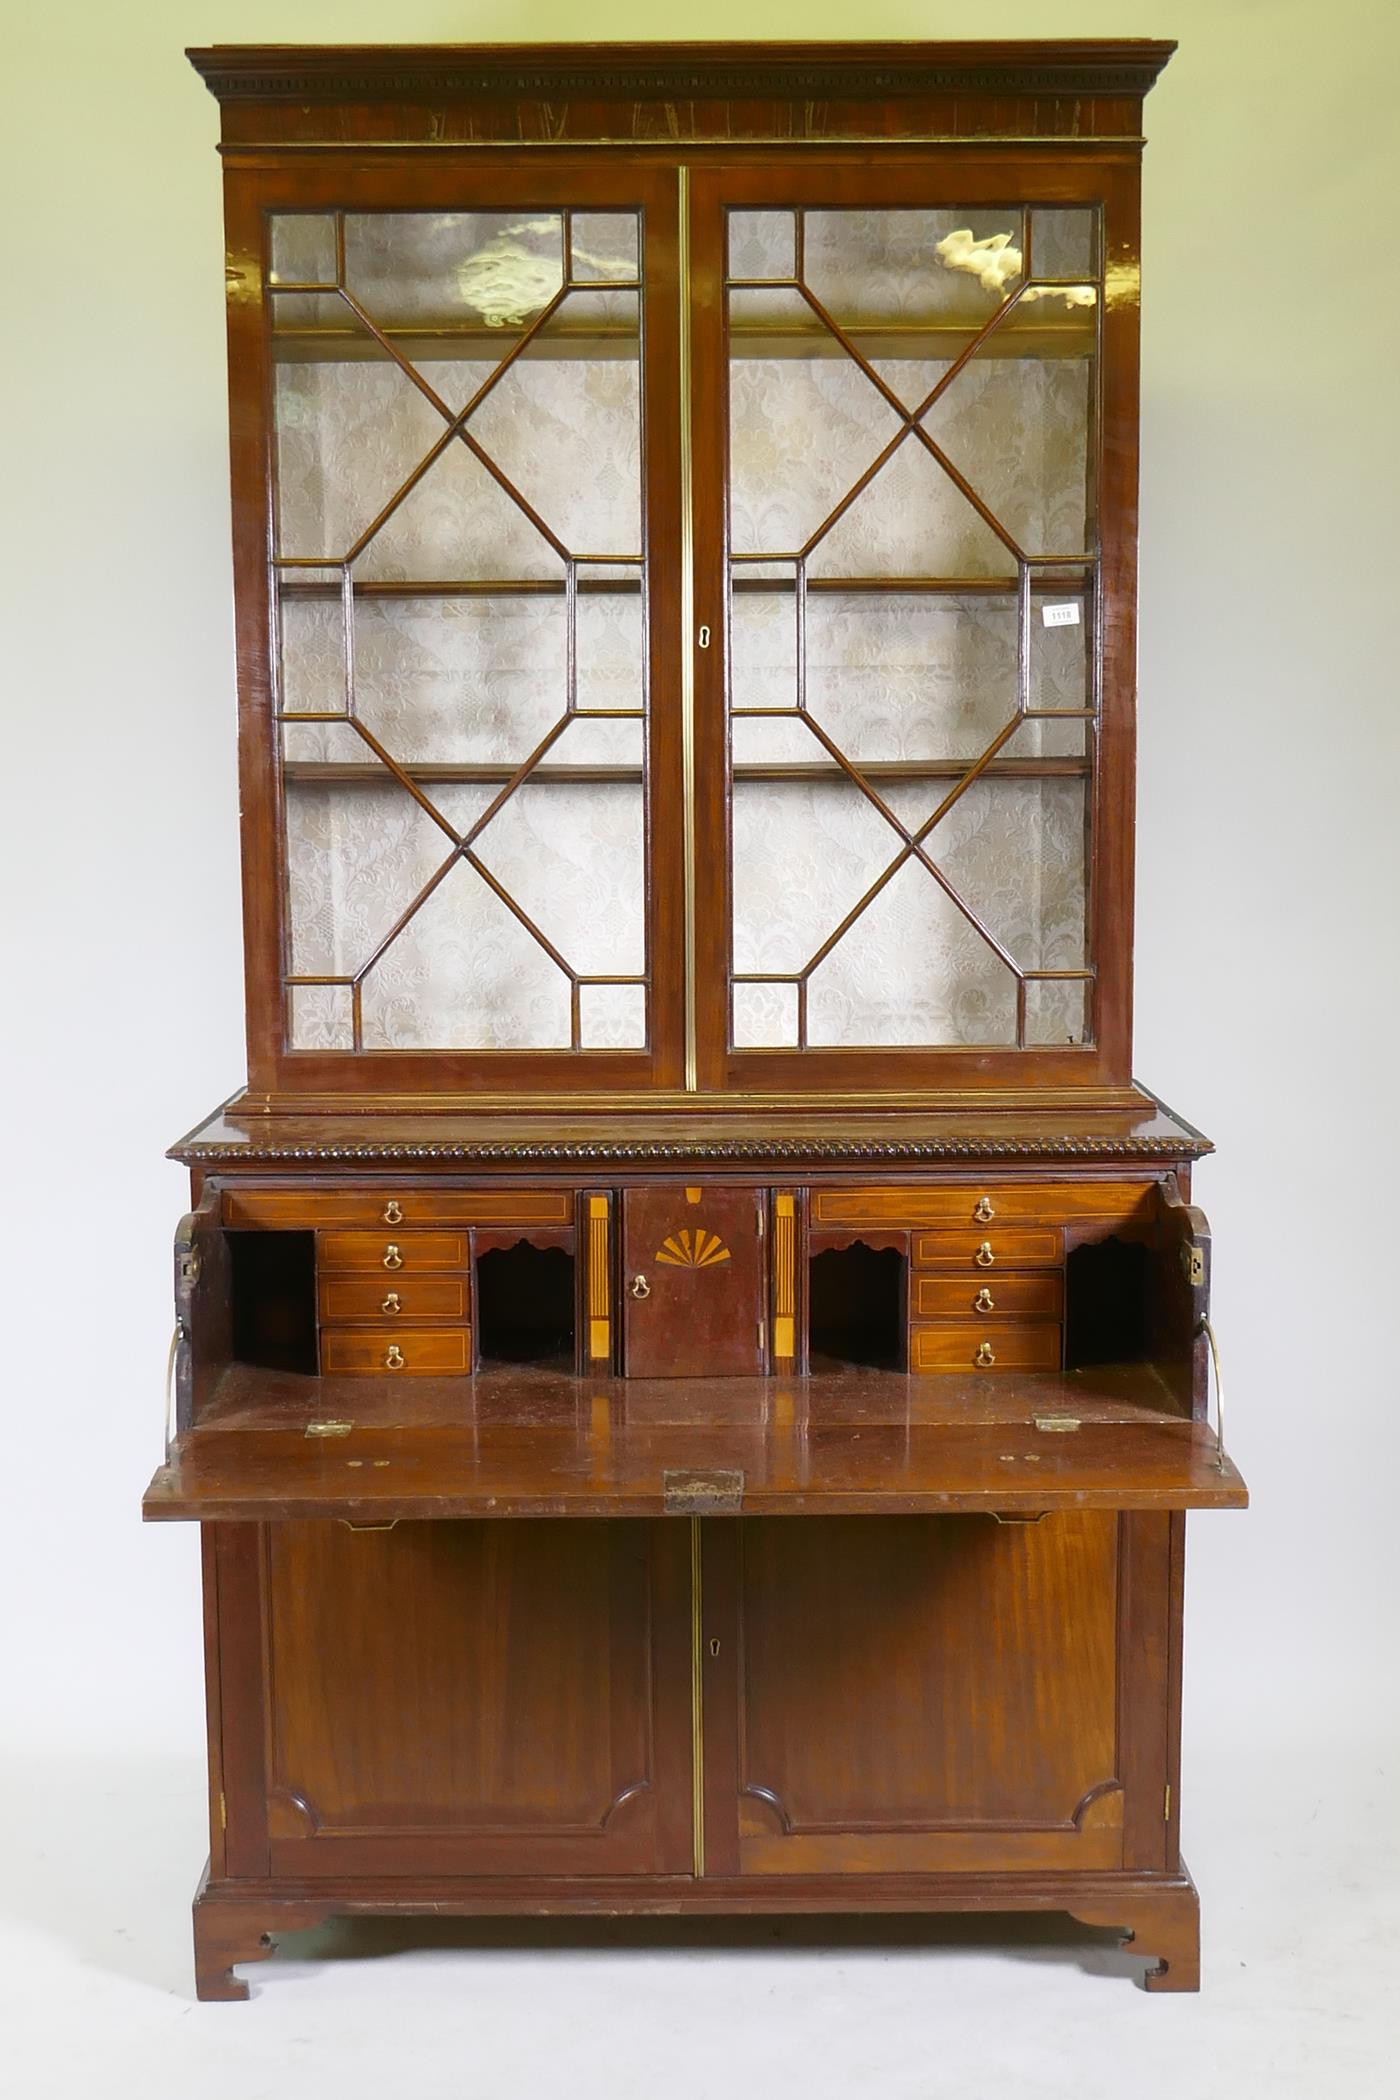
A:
[2,3,1396,1771]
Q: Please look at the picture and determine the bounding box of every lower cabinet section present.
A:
[210,1511,1176,1894]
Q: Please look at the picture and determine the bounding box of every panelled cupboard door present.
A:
[703,1514,1136,1876]
[256,1519,693,1876]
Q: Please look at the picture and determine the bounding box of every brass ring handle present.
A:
[382,1244,403,1270]
[630,1274,651,1300]
[381,1292,401,1315]
[975,1241,995,1269]
[973,1288,995,1314]
[975,1341,996,1368]
[383,1200,404,1225]
[385,1344,405,1370]
[973,1195,996,1222]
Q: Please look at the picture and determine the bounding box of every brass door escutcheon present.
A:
[630,1273,651,1299]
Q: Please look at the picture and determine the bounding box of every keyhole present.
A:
[708,1637,721,1658]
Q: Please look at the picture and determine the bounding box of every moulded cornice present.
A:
[187,40,1177,106]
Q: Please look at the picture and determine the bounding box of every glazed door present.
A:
[697,1513,1176,1877]
[232,160,686,1095]
[220,1518,693,1878]
[688,161,1135,1097]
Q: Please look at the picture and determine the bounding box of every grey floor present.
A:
[2,1733,1395,2099]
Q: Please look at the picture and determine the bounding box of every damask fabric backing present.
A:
[274,206,1092,1054]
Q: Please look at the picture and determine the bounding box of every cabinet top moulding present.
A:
[187,39,1176,150]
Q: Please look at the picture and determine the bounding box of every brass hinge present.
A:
[1033,1413,1081,1434]
[1181,1242,1206,1287]
[305,1419,354,1438]
[664,1467,744,1515]
[1164,1783,1172,1822]
[219,1790,227,1832]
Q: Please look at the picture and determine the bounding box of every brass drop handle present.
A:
[973,1195,995,1222]
[383,1243,403,1270]
[975,1241,995,1269]
[381,1292,402,1315]
[974,1287,995,1314]
[384,1344,405,1370]
[383,1199,404,1225]
[975,1341,996,1368]
[630,1274,651,1300]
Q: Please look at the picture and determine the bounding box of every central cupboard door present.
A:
[258,1519,694,1876]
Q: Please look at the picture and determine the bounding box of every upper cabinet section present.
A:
[191,42,1173,1108]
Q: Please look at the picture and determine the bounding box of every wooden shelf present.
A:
[278,574,1091,601]
[270,317,1094,365]
[144,1361,1244,1522]
[281,757,1089,787]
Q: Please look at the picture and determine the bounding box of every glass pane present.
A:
[359,857,572,1051]
[342,212,564,332]
[1029,208,1099,282]
[269,215,337,288]
[277,571,347,720]
[733,981,799,1048]
[570,213,639,284]
[349,590,566,765]
[577,569,644,715]
[807,857,1019,1048]
[725,203,1099,1053]
[579,982,646,1048]
[1025,978,1090,1047]
[288,982,353,1051]
[271,209,650,1054]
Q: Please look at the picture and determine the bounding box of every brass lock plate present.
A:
[663,1467,744,1515]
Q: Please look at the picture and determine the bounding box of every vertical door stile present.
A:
[690,1514,705,1874]
[677,164,699,1091]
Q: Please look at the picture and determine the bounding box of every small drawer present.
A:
[914,1274,1063,1322]
[225,1189,572,1230]
[913,1228,1062,1271]
[318,1276,469,1324]
[320,1326,472,1375]
[911,1323,1063,1374]
[318,1230,468,1274]
[814,1183,1155,1228]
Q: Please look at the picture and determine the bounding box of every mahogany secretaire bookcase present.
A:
[146,40,1246,2000]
